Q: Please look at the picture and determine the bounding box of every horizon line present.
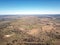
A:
[0,14,60,15]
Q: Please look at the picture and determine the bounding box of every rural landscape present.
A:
[0,15,60,45]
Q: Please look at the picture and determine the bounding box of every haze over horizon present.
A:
[0,0,60,15]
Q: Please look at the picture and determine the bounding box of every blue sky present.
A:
[0,0,60,15]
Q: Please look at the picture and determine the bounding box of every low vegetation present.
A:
[0,15,60,45]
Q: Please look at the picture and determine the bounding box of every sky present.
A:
[0,0,60,15]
